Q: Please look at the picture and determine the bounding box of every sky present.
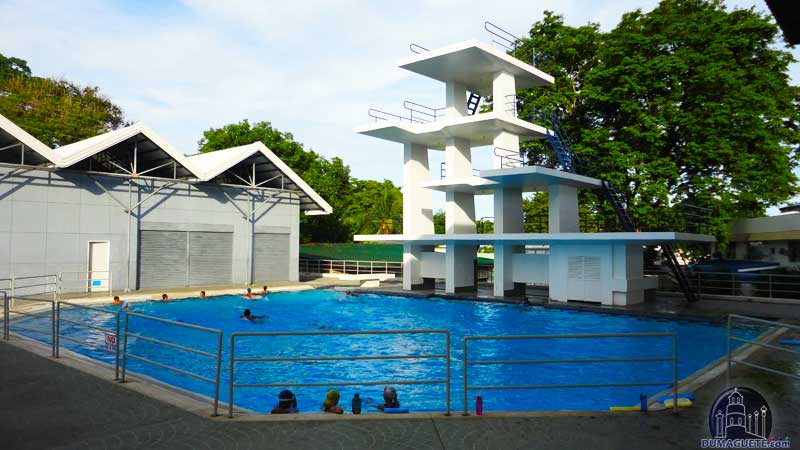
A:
[0,0,797,218]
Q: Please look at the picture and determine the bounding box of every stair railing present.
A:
[409,43,430,54]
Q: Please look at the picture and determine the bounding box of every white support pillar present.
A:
[403,143,434,290]
[403,143,433,235]
[493,186,524,296]
[445,81,467,118]
[445,244,475,293]
[548,184,579,233]
[491,70,519,169]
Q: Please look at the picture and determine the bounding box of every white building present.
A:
[354,40,712,305]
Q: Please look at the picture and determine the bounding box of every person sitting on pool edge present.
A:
[322,389,344,414]
[377,386,400,411]
[240,309,267,321]
[271,390,298,414]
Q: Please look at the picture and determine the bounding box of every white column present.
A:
[445,244,474,293]
[445,81,467,118]
[491,71,518,169]
[548,184,579,233]
[444,137,475,234]
[403,143,433,235]
[403,143,433,289]
[493,186,524,296]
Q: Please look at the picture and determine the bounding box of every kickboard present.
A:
[778,339,800,346]
[656,393,695,403]
[663,398,693,408]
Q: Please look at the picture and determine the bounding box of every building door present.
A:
[88,241,110,292]
[253,232,291,282]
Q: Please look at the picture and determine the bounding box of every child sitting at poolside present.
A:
[271,390,298,414]
[322,389,344,414]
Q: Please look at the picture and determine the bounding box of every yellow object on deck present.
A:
[663,398,693,408]
[609,405,641,412]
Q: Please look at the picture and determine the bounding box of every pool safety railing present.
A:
[56,301,121,379]
[726,314,800,388]
[57,271,113,296]
[121,312,224,416]
[228,329,451,418]
[439,162,482,179]
[299,258,403,276]
[462,332,679,415]
[2,294,57,356]
[0,274,59,308]
[404,101,446,123]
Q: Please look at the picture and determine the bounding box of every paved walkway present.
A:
[1,340,797,450]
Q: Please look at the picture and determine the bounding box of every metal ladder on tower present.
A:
[466,92,481,115]
[546,114,698,303]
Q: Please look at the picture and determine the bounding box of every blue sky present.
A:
[0,0,797,217]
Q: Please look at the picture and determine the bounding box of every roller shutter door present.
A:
[139,230,233,289]
[188,231,233,286]
[138,230,188,289]
[253,233,290,282]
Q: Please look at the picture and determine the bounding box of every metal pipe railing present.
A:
[57,271,113,295]
[726,314,800,388]
[298,258,403,275]
[228,329,451,418]
[121,311,223,416]
[56,301,121,379]
[2,295,57,356]
[462,332,679,415]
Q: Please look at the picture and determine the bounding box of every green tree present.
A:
[0,53,125,147]
[515,1,800,247]
[199,119,403,242]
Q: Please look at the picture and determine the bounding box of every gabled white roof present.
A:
[187,142,333,215]
[0,112,60,164]
[54,122,194,170]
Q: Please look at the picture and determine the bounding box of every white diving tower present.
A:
[354,38,713,305]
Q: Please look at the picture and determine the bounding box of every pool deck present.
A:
[1,336,798,450]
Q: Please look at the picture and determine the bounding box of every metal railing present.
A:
[462,332,679,415]
[228,329,451,417]
[121,312,224,416]
[0,274,58,307]
[439,162,482,179]
[726,314,800,388]
[299,258,403,275]
[409,43,429,54]
[2,294,57,357]
[56,301,121,379]
[404,101,446,123]
[494,147,525,168]
[57,271,113,296]
[505,94,518,117]
[368,108,426,124]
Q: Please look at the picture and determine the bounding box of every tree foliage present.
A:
[515,1,800,246]
[0,53,125,147]
[199,120,402,242]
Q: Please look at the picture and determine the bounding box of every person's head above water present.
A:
[384,386,398,403]
[161,294,168,300]
[113,295,120,303]
[200,291,206,298]
[323,390,340,408]
[278,390,296,409]
[243,309,251,317]
[246,288,251,294]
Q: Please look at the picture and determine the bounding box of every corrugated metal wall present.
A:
[138,230,233,289]
[253,233,290,282]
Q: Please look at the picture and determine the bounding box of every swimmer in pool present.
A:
[376,386,400,411]
[240,309,267,321]
[161,293,169,301]
[261,285,270,294]
[200,291,206,299]
[112,295,122,305]
[322,390,344,414]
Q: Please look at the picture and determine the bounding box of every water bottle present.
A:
[476,395,483,416]
[352,393,362,414]
[640,393,647,412]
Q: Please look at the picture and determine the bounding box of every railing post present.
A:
[445,331,451,416]
[10,276,14,309]
[109,271,113,295]
[57,272,62,299]
[731,273,736,296]
[114,312,121,380]
[55,302,60,358]
[121,313,130,382]
[229,333,235,418]
[51,301,56,357]
[726,315,732,389]
[213,331,222,417]
[768,275,772,298]
[3,292,8,340]
[462,338,469,416]
[672,334,678,414]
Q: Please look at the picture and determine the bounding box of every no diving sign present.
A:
[105,334,117,351]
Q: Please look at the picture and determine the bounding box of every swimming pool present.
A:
[14,290,762,414]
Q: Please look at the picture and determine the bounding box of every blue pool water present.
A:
[14,290,762,413]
